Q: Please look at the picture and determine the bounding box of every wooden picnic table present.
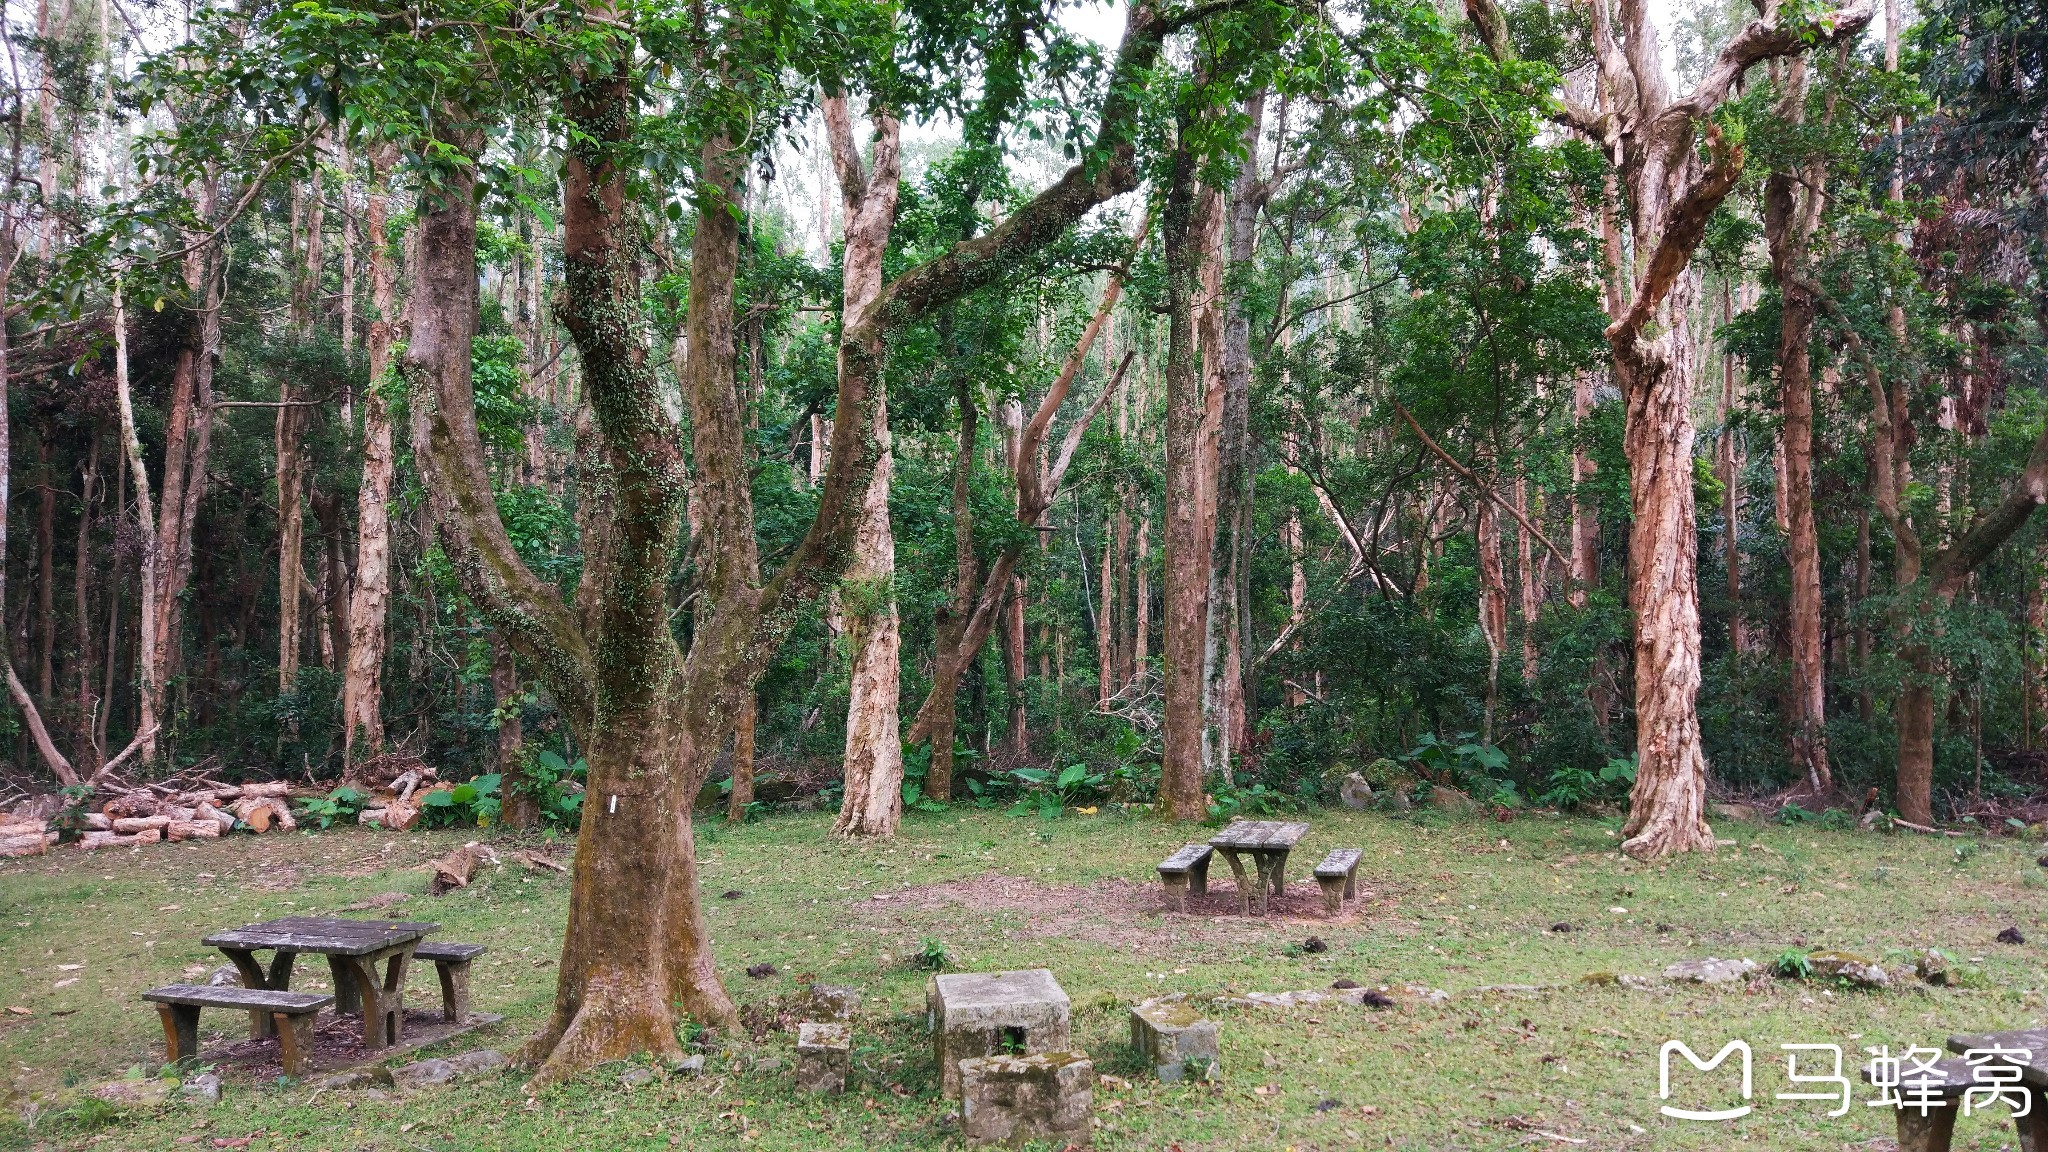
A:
[1943,1028,2048,1148]
[1209,820,1311,915]
[202,917,438,1048]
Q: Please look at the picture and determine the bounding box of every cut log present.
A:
[167,821,220,842]
[427,841,498,895]
[230,796,295,833]
[133,828,161,844]
[101,794,160,819]
[194,803,236,834]
[80,831,139,849]
[363,800,418,831]
[112,816,172,834]
[239,782,292,799]
[0,832,50,857]
[82,812,112,831]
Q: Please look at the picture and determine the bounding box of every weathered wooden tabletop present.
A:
[1948,1028,2048,1086]
[1208,820,1311,852]
[201,917,438,957]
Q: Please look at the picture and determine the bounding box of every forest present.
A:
[0,0,2045,1087]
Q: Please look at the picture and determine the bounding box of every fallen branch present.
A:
[1890,817,1968,838]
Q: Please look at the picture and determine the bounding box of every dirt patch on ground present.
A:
[851,872,1375,949]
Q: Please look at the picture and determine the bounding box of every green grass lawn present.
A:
[3,805,2048,1150]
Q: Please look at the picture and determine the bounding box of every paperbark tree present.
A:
[404,0,1213,1083]
[825,92,906,840]
[1159,120,1223,820]
[1762,58,1833,799]
[1467,0,1872,858]
[342,145,400,756]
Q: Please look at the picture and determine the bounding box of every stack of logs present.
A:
[0,782,300,857]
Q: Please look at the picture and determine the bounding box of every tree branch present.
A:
[1390,396,1570,567]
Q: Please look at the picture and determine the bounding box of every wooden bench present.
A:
[1156,844,1213,912]
[412,941,487,1022]
[142,984,332,1077]
[1313,848,1362,916]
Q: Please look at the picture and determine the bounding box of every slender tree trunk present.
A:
[1763,71,1833,797]
[926,377,978,802]
[36,443,55,703]
[1002,574,1027,756]
[1720,281,1743,652]
[74,440,98,761]
[1207,92,1264,773]
[1477,496,1507,744]
[1159,135,1220,820]
[342,146,398,756]
[825,93,905,840]
[726,695,755,824]
[1516,477,1540,682]
[494,635,536,827]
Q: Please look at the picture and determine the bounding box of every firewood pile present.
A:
[0,751,443,858]
[0,778,299,857]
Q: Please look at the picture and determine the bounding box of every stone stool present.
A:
[929,969,1072,1098]
[796,1021,850,1094]
[959,1051,1094,1147]
[1131,995,1220,1081]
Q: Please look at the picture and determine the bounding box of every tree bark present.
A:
[824,93,906,840]
[726,694,755,824]
[1763,61,1832,797]
[1477,495,1507,744]
[494,634,535,828]
[1209,90,1264,771]
[343,146,398,756]
[1159,127,1221,820]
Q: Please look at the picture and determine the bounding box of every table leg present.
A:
[275,1012,316,1078]
[2016,1088,2048,1152]
[156,1003,199,1065]
[267,951,296,990]
[1220,849,1252,915]
[1897,1104,1958,1152]
[1269,850,1289,896]
[436,959,471,1023]
[1250,854,1272,915]
[344,946,415,1048]
[327,955,361,1015]
[220,949,276,1039]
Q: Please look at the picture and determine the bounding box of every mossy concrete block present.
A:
[958,1051,1094,1147]
[1130,996,1220,1082]
[806,984,862,1022]
[929,969,1072,1099]
[797,1021,851,1094]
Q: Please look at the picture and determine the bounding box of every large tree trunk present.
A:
[343,146,399,756]
[825,94,905,839]
[1763,69,1833,798]
[1616,335,1716,857]
[1159,136,1220,821]
[1208,92,1263,772]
